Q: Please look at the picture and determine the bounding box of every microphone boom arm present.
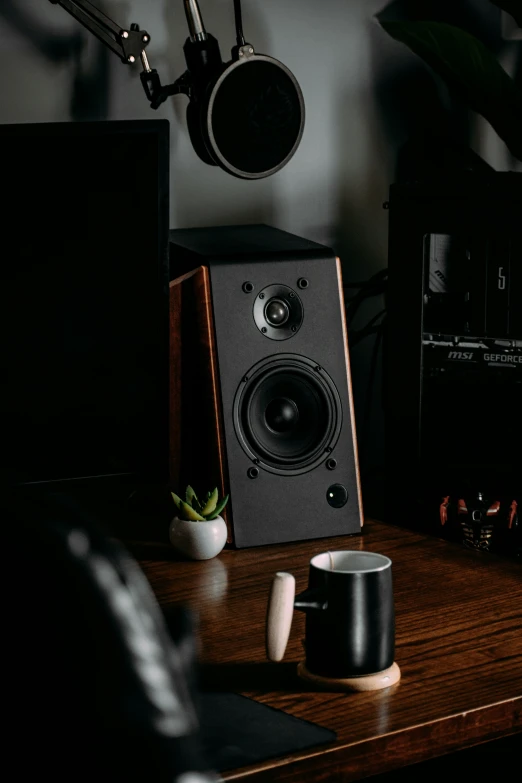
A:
[48,0,194,108]
[49,0,150,63]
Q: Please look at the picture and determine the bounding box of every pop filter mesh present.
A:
[209,59,303,176]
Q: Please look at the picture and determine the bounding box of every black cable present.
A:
[346,287,384,322]
[344,269,388,328]
[233,0,246,46]
[359,319,385,473]
[350,308,386,347]
[358,307,386,330]
[365,268,388,284]
[351,324,382,345]
[346,278,387,327]
[344,268,388,290]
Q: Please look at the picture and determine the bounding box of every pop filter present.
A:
[204,46,305,178]
[183,1,305,179]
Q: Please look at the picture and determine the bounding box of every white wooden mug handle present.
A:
[266,571,296,662]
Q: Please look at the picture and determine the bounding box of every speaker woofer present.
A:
[234,355,342,475]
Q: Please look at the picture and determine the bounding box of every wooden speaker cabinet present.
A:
[169,224,363,548]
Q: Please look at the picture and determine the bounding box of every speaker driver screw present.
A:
[315,365,322,372]
[259,293,265,300]
[253,458,260,465]
[291,325,297,332]
[262,327,267,333]
[326,446,332,453]
[247,467,259,479]
[289,292,295,298]
[242,375,249,382]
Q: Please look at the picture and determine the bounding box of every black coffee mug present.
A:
[266,550,396,680]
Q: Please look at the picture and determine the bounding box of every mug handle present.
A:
[266,572,296,662]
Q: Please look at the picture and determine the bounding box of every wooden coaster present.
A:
[297,661,401,692]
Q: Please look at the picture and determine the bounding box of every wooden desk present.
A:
[136,521,522,782]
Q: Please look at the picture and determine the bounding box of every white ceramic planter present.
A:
[168,515,228,560]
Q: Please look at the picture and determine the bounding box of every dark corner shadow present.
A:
[199,661,320,694]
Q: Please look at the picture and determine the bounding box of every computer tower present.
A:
[385,173,521,555]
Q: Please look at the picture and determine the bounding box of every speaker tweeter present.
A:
[253,284,303,340]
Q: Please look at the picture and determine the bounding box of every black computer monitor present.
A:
[1,120,170,492]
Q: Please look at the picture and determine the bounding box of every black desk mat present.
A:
[199,691,336,772]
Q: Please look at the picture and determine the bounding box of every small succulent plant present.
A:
[171,485,229,522]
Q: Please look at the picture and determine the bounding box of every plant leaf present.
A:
[171,491,182,510]
[378,20,522,161]
[201,487,218,516]
[490,0,522,28]
[192,496,204,514]
[179,500,205,521]
[185,485,199,508]
[205,494,229,520]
